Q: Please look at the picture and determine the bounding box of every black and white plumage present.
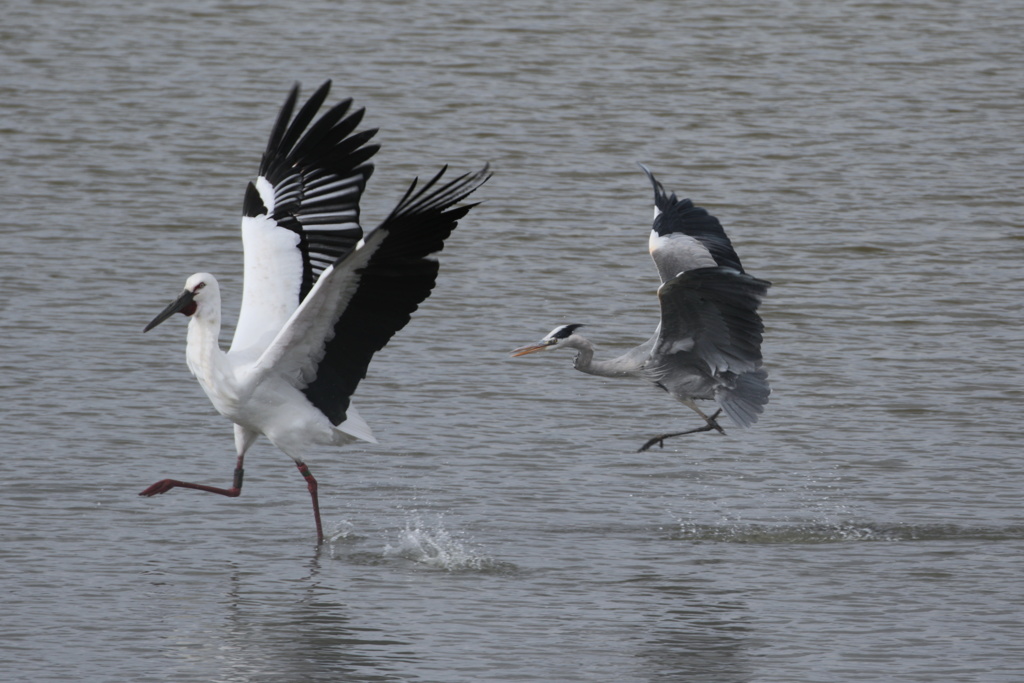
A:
[511,164,769,452]
[141,81,490,543]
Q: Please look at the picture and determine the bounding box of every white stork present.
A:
[141,81,490,543]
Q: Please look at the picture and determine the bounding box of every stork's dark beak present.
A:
[144,289,196,332]
[509,340,553,357]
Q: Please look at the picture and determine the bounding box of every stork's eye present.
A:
[193,282,206,292]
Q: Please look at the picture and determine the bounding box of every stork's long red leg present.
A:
[139,455,245,497]
[296,461,324,545]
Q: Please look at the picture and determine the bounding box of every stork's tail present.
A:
[336,403,378,444]
[716,368,770,428]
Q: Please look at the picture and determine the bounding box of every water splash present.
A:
[325,519,359,544]
[382,514,513,573]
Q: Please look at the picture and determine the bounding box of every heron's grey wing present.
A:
[652,266,770,376]
[639,164,745,283]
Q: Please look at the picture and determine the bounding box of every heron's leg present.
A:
[139,425,256,497]
[638,409,725,452]
[295,461,324,545]
[681,400,727,435]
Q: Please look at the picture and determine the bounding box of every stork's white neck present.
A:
[185,304,238,411]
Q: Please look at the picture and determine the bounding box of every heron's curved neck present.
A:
[565,335,634,378]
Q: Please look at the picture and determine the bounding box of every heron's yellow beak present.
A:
[509,342,552,357]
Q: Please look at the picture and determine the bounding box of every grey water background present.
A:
[2,0,1023,681]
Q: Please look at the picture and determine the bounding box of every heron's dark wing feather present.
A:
[639,164,745,282]
[652,200,744,273]
[653,267,770,376]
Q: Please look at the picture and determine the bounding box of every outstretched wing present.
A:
[652,266,770,377]
[250,164,491,426]
[229,81,379,360]
[638,163,745,283]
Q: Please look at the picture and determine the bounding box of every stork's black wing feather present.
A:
[251,81,380,299]
[231,82,381,358]
[303,165,492,425]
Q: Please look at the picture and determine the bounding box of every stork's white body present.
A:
[182,278,352,450]
[182,264,376,460]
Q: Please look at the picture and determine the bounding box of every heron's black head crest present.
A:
[550,324,584,340]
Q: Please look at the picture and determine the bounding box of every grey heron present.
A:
[140,81,490,543]
[511,164,769,452]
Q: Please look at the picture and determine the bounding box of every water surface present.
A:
[2,0,1023,681]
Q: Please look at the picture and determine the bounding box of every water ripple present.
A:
[672,521,1024,544]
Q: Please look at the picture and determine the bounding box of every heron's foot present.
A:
[705,409,727,435]
[637,410,726,452]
